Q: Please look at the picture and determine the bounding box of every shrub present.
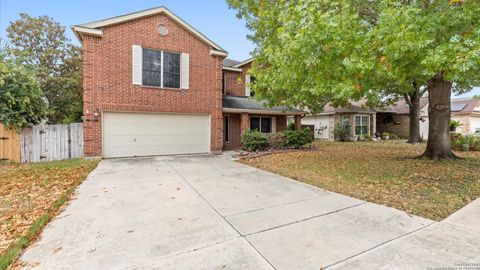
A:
[266,132,287,149]
[449,119,462,128]
[287,122,295,130]
[382,131,390,137]
[462,135,480,151]
[363,134,372,141]
[283,128,314,149]
[334,124,351,141]
[241,130,269,151]
[389,133,399,140]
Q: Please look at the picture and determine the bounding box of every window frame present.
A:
[142,48,181,89]
[250,116,272,133]
[224,115,230,143]
[354,115,370,135]
[222,72,227,95]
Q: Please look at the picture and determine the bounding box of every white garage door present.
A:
[103,112,210,158]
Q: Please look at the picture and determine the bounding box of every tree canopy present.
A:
[227,0,480,159]
[227,0,480,112]
[0,50,47,129]
[6,13,83,124]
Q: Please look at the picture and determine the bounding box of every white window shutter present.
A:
[132,45,142,85]
[245,75,251,96]
[181,53,189,89]
[272,117,277,133]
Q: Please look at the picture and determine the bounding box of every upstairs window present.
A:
[142,48,180,88]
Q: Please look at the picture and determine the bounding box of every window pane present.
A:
[224,116,229,143]
[250,117,260,131]
[142,71,162,87]
[163,52,180,88]
[355,126,361,135]
[362,126,368,135]
[355,116,361,126]
[143,49,162,71]
[142,49,162,87]
[261,117,271,133]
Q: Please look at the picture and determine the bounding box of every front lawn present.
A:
[240,141,480,221]
[0,159,99,269]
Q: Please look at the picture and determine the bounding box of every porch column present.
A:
[371,113,376,136]
[294,115,302,130]
[240,113,249,135]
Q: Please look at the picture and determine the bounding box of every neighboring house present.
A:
[376,97,430,139]
[450,98,480,135]
[73,6,303,158]
[301,101,377,141]
[378,98,480,139]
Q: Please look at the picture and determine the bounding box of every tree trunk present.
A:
[405,86,421,144]
[421,74,457,160]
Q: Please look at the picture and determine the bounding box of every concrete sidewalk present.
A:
[19,155,479,270]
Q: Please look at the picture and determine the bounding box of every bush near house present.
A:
[241,128,314,151]
[283,128,314,149]
[241,130,269,151]
[451,133,480,152]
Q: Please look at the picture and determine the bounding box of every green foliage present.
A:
[287,122,295,131]
[226,0,480,109]
[0,50,47,129]
[333,124,351,141]
[389,133,399,140]
[449,119,462,128]
[241,130,269,151]
[462,135,480,151]
[266,132,287,149]
[283,128,314,149]
[472,94,480,100]
[7,13,83,124]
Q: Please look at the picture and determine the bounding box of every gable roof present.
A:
[72,6,227,53]
[232,58,253,68]
[386,97,429,114]
[223,58,240,67]
[451,98,480,114]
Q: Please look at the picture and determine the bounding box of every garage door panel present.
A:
[103,113,210,158]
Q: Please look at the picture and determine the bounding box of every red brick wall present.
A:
[224,63,251,96]
[223,113,241,150]
[81,13,224,156]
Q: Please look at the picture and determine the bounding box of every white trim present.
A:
[272,117,277,133]
[132,45,143,85]
[222,66,242,72]
[180,53,189,89]
[233,58,253,68]
[245,75,251,97]
[354,114,370,135]
[72,26,103,40]
[160,51,164,88]
[74,6,227,52]
[222,108,304,115]
[210,50,228,57]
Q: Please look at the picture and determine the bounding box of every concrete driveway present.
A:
[20,155,480,270]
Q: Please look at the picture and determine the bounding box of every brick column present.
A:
[294,115,302,130]
[240,113,249,135]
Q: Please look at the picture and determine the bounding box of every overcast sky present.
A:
[1,0,478,97]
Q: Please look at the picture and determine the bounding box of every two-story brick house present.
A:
[73,6,303,158]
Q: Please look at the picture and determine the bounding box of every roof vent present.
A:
[157,25,168,36]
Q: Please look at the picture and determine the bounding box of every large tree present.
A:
[0,50,47,129]
[227,0,480,160]
[6,13,83,124]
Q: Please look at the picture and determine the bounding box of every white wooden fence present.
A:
[20,123,83,163]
